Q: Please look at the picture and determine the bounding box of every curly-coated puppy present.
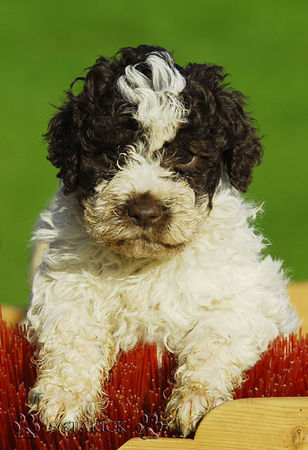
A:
[26,45,299,437]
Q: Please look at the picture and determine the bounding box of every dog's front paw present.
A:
[28,382,105,432]
[165,384,228,437]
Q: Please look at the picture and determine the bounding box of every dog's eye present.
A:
[117,115,139,131]
[125,118,139,131]
[177,151,195,165]
[174,153,199,172]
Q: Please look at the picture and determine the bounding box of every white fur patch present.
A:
[117,51,188,152]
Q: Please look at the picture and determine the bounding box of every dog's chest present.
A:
[97,257,217,347]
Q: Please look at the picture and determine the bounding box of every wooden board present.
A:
[288,282,308,334]
[119,397,308,449]
[0,304,26,326]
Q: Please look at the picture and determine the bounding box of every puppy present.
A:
[26,45,299,437]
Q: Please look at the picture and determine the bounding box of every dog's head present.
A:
[45,45,262,258]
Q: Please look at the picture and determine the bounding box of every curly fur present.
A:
[26,45,298,437]
[45,45,262,205]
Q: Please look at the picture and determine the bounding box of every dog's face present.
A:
[45,45,262,258]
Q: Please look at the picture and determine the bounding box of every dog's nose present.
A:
[127,198,162,226]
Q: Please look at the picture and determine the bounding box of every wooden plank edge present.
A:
[119,397,308,449]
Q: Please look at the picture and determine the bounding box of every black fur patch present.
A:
[45,45,263,207]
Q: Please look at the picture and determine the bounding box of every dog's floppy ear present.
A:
[216,82,263,192]
[184,63,263,197]
[45,94,81,195]
[44,56,112,195]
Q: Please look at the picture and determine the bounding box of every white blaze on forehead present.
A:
[117,51,188,151]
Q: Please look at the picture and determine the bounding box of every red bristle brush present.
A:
[0,307,307,450]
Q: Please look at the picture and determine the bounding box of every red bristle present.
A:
[0,308,307,449]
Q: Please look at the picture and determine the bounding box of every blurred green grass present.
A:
[1,0,307,306]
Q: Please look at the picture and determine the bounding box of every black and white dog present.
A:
[26,45,298,436]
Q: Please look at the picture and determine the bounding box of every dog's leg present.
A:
[26,275,116,432]
[27,311,115,432]
[165,317,278,437]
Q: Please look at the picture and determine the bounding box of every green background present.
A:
[1,0,307,306]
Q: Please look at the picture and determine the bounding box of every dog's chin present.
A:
[101,236,185,259]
